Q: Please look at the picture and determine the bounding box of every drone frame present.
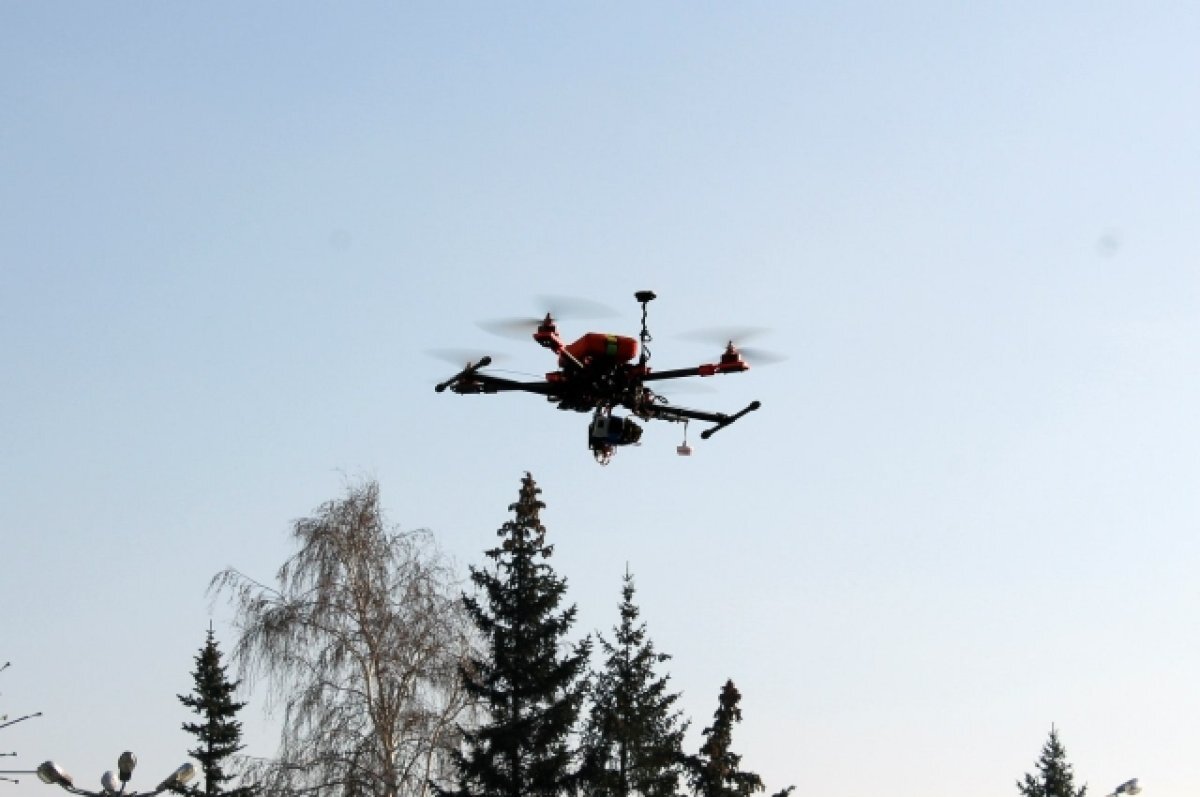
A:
[434,291,762,462]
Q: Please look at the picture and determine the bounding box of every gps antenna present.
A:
[635,290,656,365]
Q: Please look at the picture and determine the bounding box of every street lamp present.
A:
[36,753,194,796]
[1106,778,1141,797]
[1,660,44,785]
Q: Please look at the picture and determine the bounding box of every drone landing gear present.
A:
[700,400,762,439]
[673,400,759,455]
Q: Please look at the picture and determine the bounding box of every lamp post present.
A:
[1,660,44,785]
[0,770,37,787]
[1106,778,1141,797]
[36,752,194,796]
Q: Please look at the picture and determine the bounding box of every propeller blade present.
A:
[533,294,619,319]
[677,325,773,346]
[476,318,546,339]
[478,295,620,339]
[677,327,784,364]
[426,348,505,366]
[737,346,787,365]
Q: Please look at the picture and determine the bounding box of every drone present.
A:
[434,291,765,464]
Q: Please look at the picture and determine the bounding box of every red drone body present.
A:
[434,291,764,464]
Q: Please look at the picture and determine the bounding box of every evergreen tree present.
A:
[580,570,686,797]
[1017,726,1087,797]
[686,681,791,797]
[178,628,258,797]
[442,473,591,797]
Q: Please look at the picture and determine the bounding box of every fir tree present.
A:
[442,473,591,797]
[1017,726,1087,797]
[580,570,686,797]
[178,628,258,797]
[686,681,791,797]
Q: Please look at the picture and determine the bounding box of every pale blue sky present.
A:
[3,3,1198,795]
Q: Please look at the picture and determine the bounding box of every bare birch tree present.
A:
[212,480,478,797]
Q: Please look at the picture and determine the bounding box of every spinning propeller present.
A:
[677,326,787,365]
[478,295,619,339]
[426,348,507,367]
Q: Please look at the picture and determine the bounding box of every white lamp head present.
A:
[158,762,196,790]
[37,761,73,788]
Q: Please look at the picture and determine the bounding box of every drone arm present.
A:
[648,400,762,439]
[647,404,725,424]
[640,358,748,383]
[473,376,557,395]
[640,367,706,382]
[439,368,557,396]
[436,360,556,396]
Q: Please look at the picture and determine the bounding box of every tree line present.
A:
[176,474,1101,797]
[202,474,788,797]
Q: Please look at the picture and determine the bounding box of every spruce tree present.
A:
[580,570,686,797]
[1017,726,1087,797]
[178,628,258,797]
[442,473,591,797]
[686,681,791,797]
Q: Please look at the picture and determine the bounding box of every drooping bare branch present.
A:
[212,481,480,797]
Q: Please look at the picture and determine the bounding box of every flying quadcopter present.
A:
[434,291,769,464]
